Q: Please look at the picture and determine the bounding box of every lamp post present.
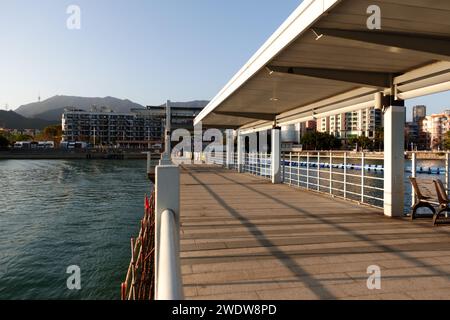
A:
[160,100,172,165]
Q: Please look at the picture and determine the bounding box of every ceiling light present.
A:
[311,29,324,41]
[265,66,274,75]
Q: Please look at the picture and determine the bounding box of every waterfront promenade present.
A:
[179,165,450,300]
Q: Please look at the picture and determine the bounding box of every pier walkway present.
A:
[179,165,450,300]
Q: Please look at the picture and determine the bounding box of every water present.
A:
[0,160,150,300]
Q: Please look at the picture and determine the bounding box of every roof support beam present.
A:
[315,28,450,60]
[213,111,277,121]
[267,66,394,88]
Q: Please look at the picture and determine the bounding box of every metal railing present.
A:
[242,153,272,180]
[233,152,239,171]
[205,151,226,166]
[282,152,384,209]
[156,209,184,300]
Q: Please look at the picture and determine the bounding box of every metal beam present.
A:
[315,28,450,60]
[267,65,394,88]
[202,124,240,130]
[213,111,277,121]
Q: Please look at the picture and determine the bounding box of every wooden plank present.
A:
[180,165,450,300]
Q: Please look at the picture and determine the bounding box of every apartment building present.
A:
[419,111,450,150]
[317,107,382,143]
[62,103,204,149]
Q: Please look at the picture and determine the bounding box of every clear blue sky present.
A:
[0,0,449,120]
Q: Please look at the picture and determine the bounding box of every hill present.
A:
[0,111,57,130]
[15,95,145,121]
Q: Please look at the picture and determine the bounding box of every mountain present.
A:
[0,110,57,130]
[15,96,210,121]
[15,95,145,121]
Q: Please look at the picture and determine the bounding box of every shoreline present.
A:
[0,151,154,160]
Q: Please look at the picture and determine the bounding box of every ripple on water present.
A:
[0,159,149,300]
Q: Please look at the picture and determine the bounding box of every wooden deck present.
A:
[179,165,450,300]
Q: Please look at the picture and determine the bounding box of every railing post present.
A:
[298,153,300,187]
[155,164,183,300]
[317,152,321,192]
[344,152,347,199]
[412,152,417,206]
[361,152,365,204]
[329,152,333,195]
[306,152,310,190]
[289,152,294,186]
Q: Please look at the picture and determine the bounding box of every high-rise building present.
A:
[317,107,382,144]
[413,105,427,123]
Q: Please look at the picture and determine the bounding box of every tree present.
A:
[0,135,10,149]
[374,128,384,151]
[348,135,374,151]
[443,131,450,151]
[39,125,63,147]
[301,132,341,150]
[11,133,33,142]
[43,125,62,139]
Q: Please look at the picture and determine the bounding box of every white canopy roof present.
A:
[195,0,450,130]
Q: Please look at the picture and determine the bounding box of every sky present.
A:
[0,0,449,121]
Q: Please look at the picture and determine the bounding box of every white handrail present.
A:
[156,209,184,300]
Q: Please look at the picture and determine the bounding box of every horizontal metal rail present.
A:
[156,209,184,300]
[283,152,384,208]
[242,153,272,180]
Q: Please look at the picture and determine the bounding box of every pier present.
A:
[179,165,450,300]
[146,0,450,301]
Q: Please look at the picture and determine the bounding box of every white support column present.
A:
[155,165,182,300]
[225,130,234,169]
[271,128,282,184]
[237,132,245,173]
[384,105,406,217]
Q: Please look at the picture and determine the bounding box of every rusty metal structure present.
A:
[121,191,156,300]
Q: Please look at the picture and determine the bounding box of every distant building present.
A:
[317,107,382,145]
[413,105,427,123]
[405,122,419,150]
[61,102,204,150]
[419,111,450,150]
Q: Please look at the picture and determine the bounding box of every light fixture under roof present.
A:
[270,97,279,102]
[265,66,275,75]
[311,28,324,41]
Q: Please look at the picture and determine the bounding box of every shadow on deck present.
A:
[179,165,450,300]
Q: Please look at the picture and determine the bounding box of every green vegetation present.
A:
[348,135,374,151]
[443,131,450,151]
[300,132,341,151]
[0,135,10,148]
[36,125,62,145]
